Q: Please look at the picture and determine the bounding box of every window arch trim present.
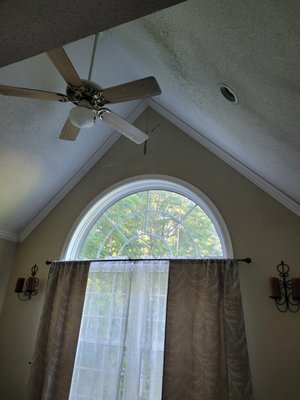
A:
[62,175,233,259]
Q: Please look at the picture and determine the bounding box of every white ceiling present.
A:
[1,0,300,241]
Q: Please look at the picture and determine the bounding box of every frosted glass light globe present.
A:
[69,106,95,128]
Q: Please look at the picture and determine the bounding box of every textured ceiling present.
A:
[0,0,300,241]
[0,34,145,236]
[111,0,300,203]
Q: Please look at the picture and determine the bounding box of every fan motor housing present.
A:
[66,80,107,110]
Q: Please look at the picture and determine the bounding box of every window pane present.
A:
[79,190,222,259]
[69,261,169,400]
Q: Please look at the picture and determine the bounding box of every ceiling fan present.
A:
[0,38,161,144]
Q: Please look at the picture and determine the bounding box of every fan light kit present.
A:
[0,35,161,144]
[69,101,96,128]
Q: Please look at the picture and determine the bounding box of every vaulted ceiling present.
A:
[1,0,299,242]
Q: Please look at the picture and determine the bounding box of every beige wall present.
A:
[0,108,299,399]
[0,238,17,315]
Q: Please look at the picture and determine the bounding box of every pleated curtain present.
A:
[27,259,253,400]
[27,261,90,400]
[162,259,253,400]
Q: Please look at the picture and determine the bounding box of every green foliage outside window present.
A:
[79,190,222,259]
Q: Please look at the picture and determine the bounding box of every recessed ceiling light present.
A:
[219,84,238,103]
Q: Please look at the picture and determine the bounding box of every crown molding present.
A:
[18,100,149,242]
[148,99,300,217]
[0,229,19,243]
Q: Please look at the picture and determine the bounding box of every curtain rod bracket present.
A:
[237,257,251,264]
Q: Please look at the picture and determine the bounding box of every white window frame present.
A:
[62,175,233,260]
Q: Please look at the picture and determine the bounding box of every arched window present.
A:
[65,177,233,399]
[63,176,232,260]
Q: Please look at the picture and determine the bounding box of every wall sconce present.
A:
[15,265,39,301]
[269,261,300,313]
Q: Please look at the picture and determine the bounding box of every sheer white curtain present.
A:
[69,260,169,400]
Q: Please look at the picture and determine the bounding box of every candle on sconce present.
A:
[292,278,300,299]
[269,261,300,313]
[14,265,39,301]
[26,277,36,291]
[15,278,25,293]
[269,277,281,299]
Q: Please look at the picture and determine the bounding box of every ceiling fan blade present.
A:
[59,118,80,141]
[100,110,149,144]
[102,77,161,104]
[47,47,83,88]
[0,85,68,102]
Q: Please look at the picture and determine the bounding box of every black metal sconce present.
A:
[269,261,300,313]
[14,265,39,301]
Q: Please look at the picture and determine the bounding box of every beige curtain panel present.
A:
[27,261,90,400]
[163,259,253,400]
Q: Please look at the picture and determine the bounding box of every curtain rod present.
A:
[45,257,251,265]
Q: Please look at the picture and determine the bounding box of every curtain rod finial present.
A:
[236,257,251,264]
